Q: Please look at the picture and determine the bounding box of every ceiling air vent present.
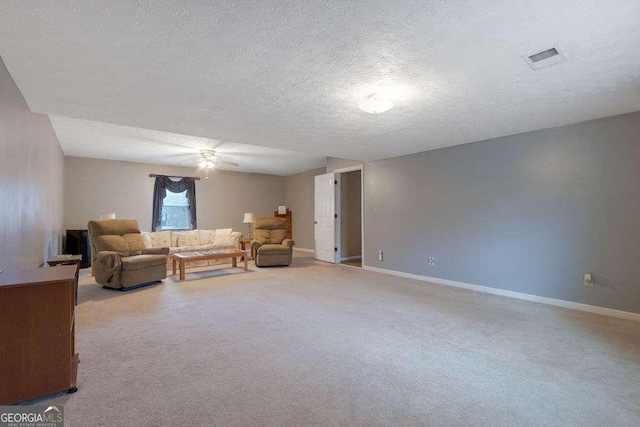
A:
[523,44,567,70]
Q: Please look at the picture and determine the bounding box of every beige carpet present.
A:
[42,252,639,426]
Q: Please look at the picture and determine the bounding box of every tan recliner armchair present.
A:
[251,217,294,267]
[87,219,169,290]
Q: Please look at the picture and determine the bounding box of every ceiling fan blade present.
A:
[213,158,239,167]
[174,155,201,163]
[130,134,225,151]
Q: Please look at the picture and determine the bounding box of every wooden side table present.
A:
[47,255,81,305]
[240,239,254,260]
[47,254,83,267]
[0,265,79,404]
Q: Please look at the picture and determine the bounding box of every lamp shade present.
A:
[100,213,116,220]
[243,213,255,224]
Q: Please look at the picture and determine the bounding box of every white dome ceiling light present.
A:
[358,92,394,114]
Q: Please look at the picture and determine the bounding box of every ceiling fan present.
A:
[190,149,239,179]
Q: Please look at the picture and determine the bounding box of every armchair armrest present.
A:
[282,239,295,249]
[95,251,123,286]
[97,250,122,264]
[250,240,263,252]
[143,247,169,255]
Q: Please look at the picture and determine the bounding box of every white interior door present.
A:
[314,173,336,263]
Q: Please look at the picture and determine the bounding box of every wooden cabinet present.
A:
[0,265,79,404]
[274,210,292,240]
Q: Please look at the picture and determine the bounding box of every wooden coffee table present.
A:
[171,249,247,281]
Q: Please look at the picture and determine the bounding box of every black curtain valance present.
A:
[152,176,197,231]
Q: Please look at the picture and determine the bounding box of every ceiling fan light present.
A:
[200,149,215,158]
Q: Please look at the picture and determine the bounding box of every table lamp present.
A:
[243,212,255,239]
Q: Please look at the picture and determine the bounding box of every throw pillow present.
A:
[213,228,233,246]
[198,229,216,245]
[220,234,236,246]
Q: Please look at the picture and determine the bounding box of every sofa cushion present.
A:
[258,244,291,255]
[198,229,216,245]
[177,230,200,246]
[121,254,167,271]
[123,233,145,255]
[213,228,234,246]
[203,243,234,250]
[94,235,130,255]
[172,243,235,255]
[148,231,171,248]
[172,245,204,253]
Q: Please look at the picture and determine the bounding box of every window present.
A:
[160,189,191,230]
[151,176,197,231]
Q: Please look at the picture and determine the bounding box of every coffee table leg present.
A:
[232,256,237,268]
[180,260,185,281]
[243,255,247,271]
[172,258,176,276]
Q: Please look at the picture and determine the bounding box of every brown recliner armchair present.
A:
[87,219,169,290]
[251,217,294,267]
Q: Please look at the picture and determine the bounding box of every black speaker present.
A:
[65,229,91,269]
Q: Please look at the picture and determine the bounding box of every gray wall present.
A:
[340,170,362,258]
[365,112,640,313]
[64,157,285,234]
[0,57,64,269]
[284,167,325,250]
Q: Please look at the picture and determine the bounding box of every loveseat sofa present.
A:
[141,228,242,268]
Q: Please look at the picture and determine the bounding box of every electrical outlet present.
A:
[378,250,383,261]
[428,257,435,265]
[583,273,594,287]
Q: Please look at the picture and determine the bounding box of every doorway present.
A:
[314,165,364,266]
[338,170,362,267]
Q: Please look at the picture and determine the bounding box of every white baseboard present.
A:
[340,255,362,262]
[362,265,640,322]
[294,248,315,254]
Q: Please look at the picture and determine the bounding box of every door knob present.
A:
[314,221,317,224]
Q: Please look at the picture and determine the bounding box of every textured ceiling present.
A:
[1,0,640,164]
[49,116,326,176]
